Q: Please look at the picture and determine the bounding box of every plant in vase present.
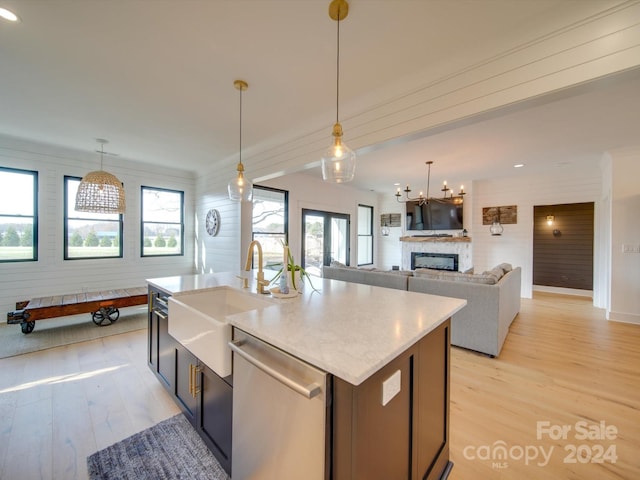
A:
[271,244,317,292]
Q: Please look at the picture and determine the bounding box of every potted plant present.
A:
[271,243,317,292]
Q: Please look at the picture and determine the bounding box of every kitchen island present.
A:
[147,272,466,480]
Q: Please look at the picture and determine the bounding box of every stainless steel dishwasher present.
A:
[229,329,329,480]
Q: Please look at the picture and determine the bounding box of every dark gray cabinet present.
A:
[332,318,452,480]
[198,364,233,473]
[175,342,198,422]
[147,285,233,476]
[148,287,174,389]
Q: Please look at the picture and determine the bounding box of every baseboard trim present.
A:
[608,311,640,325]
[532,285,593,298]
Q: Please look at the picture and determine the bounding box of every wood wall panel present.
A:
[533,202,594,290]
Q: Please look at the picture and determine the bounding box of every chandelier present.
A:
[395,161,465,205]
[75,139,126,214]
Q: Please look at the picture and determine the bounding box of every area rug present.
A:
[87,414,230,480]
[0,307,147,359]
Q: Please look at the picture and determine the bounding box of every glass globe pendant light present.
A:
[322,0,356,184]
[228,80,253,202]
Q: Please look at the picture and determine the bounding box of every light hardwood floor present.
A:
[449,292,640,480]
[0,329,180,480]
[0,293,638,479]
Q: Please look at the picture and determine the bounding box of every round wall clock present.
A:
[205,209,220,236]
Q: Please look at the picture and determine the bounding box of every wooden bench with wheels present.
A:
[6,287,148,334]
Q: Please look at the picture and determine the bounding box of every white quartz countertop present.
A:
[147,272,466,386]
[147,272,248,295]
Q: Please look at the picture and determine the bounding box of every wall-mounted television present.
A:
[405,198,463,231]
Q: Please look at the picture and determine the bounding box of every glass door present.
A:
[302,209,350,276]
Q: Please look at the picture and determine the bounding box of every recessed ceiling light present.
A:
[513,164,524,168]
[0,7,19,22]
[393,182,400,186]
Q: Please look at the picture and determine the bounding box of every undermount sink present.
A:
[168,287,274,377]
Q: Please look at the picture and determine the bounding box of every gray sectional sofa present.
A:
[322,264,521,357]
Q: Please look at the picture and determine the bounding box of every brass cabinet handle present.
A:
[188,363,200,399]
[193,365,201,398]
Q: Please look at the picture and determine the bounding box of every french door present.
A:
[302,209,350,276]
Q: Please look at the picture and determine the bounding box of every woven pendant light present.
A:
[75,139,126,214]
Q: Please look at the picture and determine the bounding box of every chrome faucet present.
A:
[245,240,270,294]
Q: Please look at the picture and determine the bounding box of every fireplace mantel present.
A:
[400,236,471,243]
[400,236,472,271]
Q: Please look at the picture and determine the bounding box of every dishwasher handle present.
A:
[229,340,322,399]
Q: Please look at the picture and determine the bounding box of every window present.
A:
[141,186,184,257]
[357,204,373,266]
[64,176,123,259]
[0,167,38,262]
[252,186,288,269]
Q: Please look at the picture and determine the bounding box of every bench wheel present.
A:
[21,321,35,334]
[92,307,120,326]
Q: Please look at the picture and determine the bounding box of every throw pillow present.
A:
[497,262,513,274]
[483,266,504,283]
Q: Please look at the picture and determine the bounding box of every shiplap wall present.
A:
[0,137,196,316]
[194,165,242,275]
[195,170,383,278]
[532,202,595,290]
[471,159,604,300]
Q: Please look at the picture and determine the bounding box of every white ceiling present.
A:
[1,0,638,194]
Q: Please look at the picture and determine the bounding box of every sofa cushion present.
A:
[454,273,499,285]
[414,267,499,285]
[413,268,447,278]
[387,270,414,276]
[330,260,347,268]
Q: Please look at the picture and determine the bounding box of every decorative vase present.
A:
[289,269,304,291]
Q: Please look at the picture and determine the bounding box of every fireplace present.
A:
[411,252,459,271]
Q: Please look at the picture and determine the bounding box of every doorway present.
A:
[533,202,594,291]
[302,209,350,276]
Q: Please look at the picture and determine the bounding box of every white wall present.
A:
[471,159,604,299]
[608,147,640,324]
[195,176,242,275]
[0,136,195,316]
[259,173,379,269]
[378,195,404,270]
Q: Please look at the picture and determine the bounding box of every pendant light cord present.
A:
[426,161,431,200]
[98,141,105,170]
[336,6,340,124]
[239,86,243,165]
